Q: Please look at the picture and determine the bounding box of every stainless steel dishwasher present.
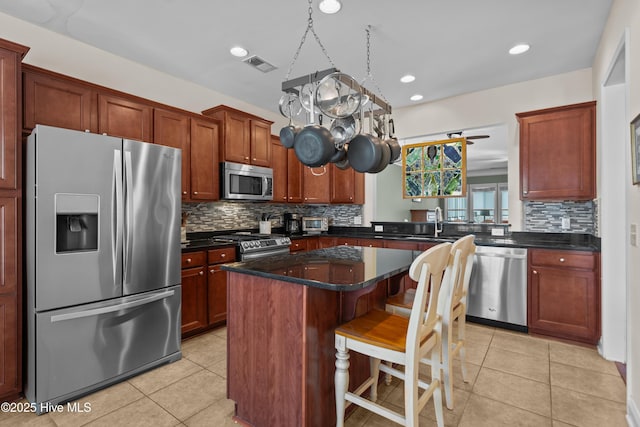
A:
[467,246,528,331]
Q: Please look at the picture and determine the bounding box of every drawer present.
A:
[290,239,308,252]
[181,251,206,268]
[530,249,596,270]
[208,247,236,264]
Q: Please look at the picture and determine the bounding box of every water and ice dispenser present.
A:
[55,194,99,253]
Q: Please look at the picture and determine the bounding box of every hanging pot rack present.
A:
[281,68,392,116]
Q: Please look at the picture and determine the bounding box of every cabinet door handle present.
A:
[532,270,538,274]
[559,258,565,262]
[245,156,249,160]
[199,271,204,276]
[221,253,226,258]
[182,191,187,195]
[193,191,199,195]
[186,258,192,263]
[210,269,215,274]
[252,158,256,161]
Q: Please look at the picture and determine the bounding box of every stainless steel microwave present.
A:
[221,162,273,201]
[302,217,329,233]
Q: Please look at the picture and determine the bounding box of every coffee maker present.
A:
[284,213,302,235]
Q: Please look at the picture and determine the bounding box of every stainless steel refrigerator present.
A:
[25,125,182,412]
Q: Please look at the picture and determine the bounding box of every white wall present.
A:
[386,70,594,231]
[592,0,640,424]
[0,11,289,130]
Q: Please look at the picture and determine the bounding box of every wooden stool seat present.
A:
[385,291,418,312]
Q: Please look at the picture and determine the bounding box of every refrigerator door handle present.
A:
[112,150,123,288]
[50,289,176,323]
[123,150,134,285]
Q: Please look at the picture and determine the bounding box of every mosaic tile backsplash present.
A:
[182,202,363,232]
[524,200,597,234]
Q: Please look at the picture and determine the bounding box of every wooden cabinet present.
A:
[0,39,28,402]
[271,136,288,203]
[98,94,153,141]
[190,117,221,201]
[272,136,304,204]
[154,109,191,198]
[203,105,272,167]
[207,247,236,326]
[290,239,308,252]
[517,101,596,200]
[303,165,331,203]
[357,238,385,248]
[330,164,364,204]
[181,247,236,336]
[528,249,600,344]
[334,237,360,246]
[23,66,97,133]
[287,150,304,203]
[319,236,337,248]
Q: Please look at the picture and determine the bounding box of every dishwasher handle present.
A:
[475,251,528,260]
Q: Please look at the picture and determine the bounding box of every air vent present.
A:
[243,55,277,73]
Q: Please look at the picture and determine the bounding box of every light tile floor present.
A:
[0,322,627,427]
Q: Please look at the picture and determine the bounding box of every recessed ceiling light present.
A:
[509,44,530,55]
[319,0,341,14]
[230,46,248,58]
[400,74,416,83]
[410,94,423,102]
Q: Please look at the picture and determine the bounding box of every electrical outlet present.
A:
[631,224,637,247]
[374,225,383,232]
[491,228,505,236]
[561,217,570,230]
[354,216,362,225]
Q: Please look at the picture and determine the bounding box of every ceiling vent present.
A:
[243,55,277,73]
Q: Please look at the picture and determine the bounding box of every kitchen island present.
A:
[221,246,418,427]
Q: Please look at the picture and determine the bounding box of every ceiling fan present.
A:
[446,131,490,145]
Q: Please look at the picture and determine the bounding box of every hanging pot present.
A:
[385,118,401,163]
[347,133,386,173]
[294,125,336,167]
[315,72,362,119]
[369,140,391,173]
[330,115,358,147]
[279,125,299,148]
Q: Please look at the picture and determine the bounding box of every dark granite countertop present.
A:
[181,225,600,253]
[221,246,417,291]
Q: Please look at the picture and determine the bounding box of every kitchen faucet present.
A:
[434,207,443,237]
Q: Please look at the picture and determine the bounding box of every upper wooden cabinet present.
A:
[154,108,191,198]
[330,164,364,204]
[23,66,97,134]
[517,101,596,201]
[271,135,288,203]
[190,117,221,201]
[98,94,153,141]
[202,105,273,167]
[303,165,330,204]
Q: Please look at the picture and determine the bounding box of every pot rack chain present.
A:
[284,0,337,81]
[362,25,388,105]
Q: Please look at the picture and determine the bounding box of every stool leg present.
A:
[458,311,468,383]
[443,319,455,410]
[370,357,381,402]
[431,341,445,427]
[384,361,393,385]
[404,361,419,427]
[335,338,350,427]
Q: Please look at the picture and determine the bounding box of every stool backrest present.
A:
[450,235,477,306]
[405,242,459,361]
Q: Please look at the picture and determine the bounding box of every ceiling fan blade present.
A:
[466,134,490,139]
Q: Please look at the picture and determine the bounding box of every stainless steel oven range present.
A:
[212,234,291,261]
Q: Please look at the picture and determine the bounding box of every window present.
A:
[444,182,508,223]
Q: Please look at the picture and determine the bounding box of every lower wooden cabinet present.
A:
[181,265,207,336]
[528,249,600,344]
[181,247,236,337]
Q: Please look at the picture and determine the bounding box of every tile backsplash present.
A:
[182,202,363,232]
[524,200,597,234]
